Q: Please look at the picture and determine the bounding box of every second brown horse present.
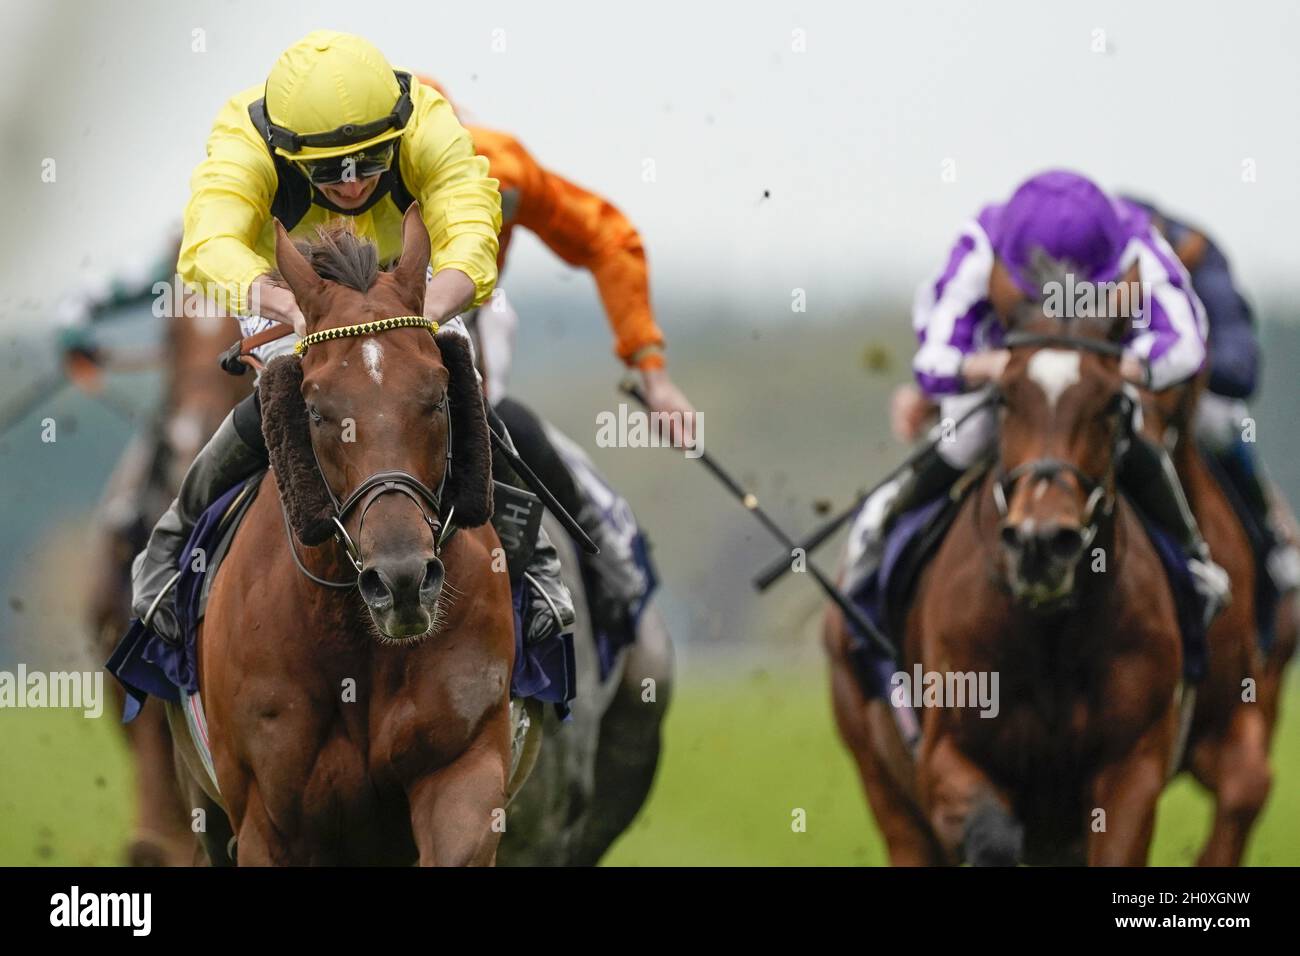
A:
[827,304,1268,865]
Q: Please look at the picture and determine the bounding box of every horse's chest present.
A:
[952,679,1099,776]
[368,649,509,759]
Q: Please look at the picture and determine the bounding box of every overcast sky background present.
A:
[3,0,1298,329]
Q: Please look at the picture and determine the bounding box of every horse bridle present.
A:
[310,426,452,575]
[990,332,1135,547]
[283,315,457,589]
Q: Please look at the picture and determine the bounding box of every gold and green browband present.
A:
[293,315,439,356]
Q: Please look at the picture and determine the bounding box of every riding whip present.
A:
[752,390,999,590]
[618,379,897,659]
[483,404,599,555]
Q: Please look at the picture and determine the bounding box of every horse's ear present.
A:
[259,355,336,546]
[273,220,327,320]
[391,203,431,301]
[989,258,1026,324]
[435,330,493,527]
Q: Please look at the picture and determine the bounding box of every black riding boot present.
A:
[485,405,576,645]
[130,393,267,642]
[888,447,968,525]
[843,447,965,595]
[1120,436,1231,626]
[495,397,652,630]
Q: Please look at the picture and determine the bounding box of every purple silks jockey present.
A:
[912,170,1207,396]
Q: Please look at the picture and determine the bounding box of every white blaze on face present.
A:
[1026,349,1081,411]
[362,338,383,386]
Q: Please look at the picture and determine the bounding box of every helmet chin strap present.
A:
[307,169,396,217]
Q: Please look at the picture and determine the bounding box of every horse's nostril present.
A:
[1047,527,1085,561]
[358,568,392,609]
[419,558,445,604]
[1000,525,1021,549]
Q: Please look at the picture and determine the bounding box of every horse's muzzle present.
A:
[358,555,446,640]
[999,520,1087,606]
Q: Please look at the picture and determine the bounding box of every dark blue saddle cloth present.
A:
[845,494,957,699]
[108,475,578,723]
[845,485,1208,700]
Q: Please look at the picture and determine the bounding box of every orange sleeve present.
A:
[506,139,666,369]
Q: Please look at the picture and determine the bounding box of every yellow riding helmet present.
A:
[263,31,411,161]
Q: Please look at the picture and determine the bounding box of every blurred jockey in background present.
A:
[410,74,693,628]
[849,170,1232,627]
[887,189,1300,597]
[1123,197,1300,592]
[413,76,694,423]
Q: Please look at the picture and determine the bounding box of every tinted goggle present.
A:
[295,145,394,186]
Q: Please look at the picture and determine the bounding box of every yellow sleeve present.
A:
[177,88,278,315]
[402,86,502,306]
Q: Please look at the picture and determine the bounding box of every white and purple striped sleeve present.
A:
[911,220,995,396]
[1124,227,1208,391]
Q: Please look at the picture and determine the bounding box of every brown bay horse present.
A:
[172,209,516,864]
[827,306,1243,865]
[1139,378,1274,865]
[87,283,250,866]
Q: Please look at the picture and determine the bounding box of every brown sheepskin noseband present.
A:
[434,330,493,527]
[259,355,336,546]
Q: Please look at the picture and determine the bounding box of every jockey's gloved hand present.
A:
[1187,542,1231,630]
[1267,540,1300,592]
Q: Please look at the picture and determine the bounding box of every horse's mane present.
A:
[1021,248,1082,297]
[269,221,381,293]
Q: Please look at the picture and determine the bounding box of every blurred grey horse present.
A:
[500,511,674,865]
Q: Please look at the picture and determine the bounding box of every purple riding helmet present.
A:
[990,170,1130,295]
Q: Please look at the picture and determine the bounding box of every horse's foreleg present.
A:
[1087,726,1169,866]
[406,736,508,866]
[826,620,942,865]
[570,607,675,866]
[918,732,1021,866]
[1190,703,1272,866]
[173,762,235,866]
[1261,591,1298,740]
[229,780,302,866]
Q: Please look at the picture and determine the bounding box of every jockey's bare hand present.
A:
[890,383,937,443]
[250,275,307,336]
[423,268,477,326]
[641,367,698,450]
[961,349,1010,388]
[1120,352,1149,387]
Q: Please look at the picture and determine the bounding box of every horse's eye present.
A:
[309,404,323,425]
[431,392,447,412]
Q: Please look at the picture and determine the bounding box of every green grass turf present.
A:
[0,705,134,866]
[1,666,1295,866]
[601,666,1300,866]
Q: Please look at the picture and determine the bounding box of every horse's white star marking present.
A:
[362,338,383,386]
[1026,349,1081,411]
